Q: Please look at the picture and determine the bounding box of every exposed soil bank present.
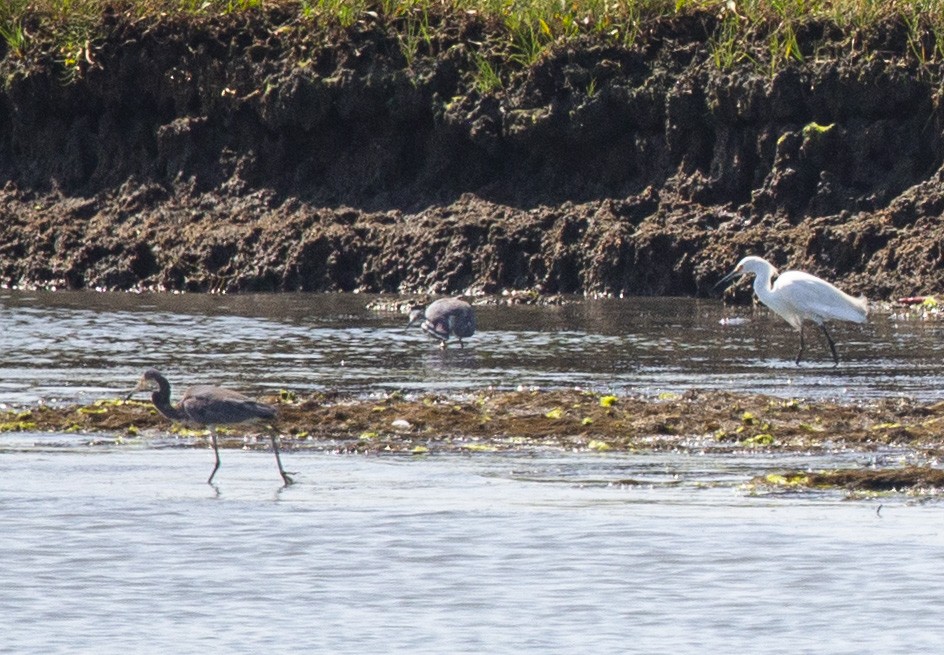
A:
[6,388,944,492]
[0,8,943,297]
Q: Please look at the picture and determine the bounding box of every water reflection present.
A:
[1,289,943,405]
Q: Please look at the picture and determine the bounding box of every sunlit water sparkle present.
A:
[2,291,944,653]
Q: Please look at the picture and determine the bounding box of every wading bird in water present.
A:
[716,256,868,366]
[407,297,476,349]
[127,369,293,486]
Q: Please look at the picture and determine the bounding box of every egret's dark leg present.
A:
[207,428,221,485]
[270,434,294,486]
[794,325,806,366]
[819,323,840,366]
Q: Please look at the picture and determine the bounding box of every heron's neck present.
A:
[151,383,186,421]
[752,267,776,301]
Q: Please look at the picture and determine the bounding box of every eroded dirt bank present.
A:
[0,8,943,297]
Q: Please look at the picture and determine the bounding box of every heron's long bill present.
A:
[713,268,743,291]
[124,377,150,400]
[405,311,424,331]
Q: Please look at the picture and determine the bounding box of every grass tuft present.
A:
[4,0,944,80]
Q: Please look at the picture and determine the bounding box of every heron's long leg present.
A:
[270,434,294,486]
[795,325,806,366]
[207,428,221,485]
[819,323,840,366]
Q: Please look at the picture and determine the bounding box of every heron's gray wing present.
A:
[449,309,476,338]
[426,298,475,338]
[180,385,276,425]
[422,318,450,340]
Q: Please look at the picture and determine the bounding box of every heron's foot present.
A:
[280,471,296,486]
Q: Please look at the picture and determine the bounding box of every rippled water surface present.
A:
[2,290,944,653]
[2,446,944,654]
[2,289,943,404]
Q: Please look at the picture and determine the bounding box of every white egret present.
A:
[717,256,868,366]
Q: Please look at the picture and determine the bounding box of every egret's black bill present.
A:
[713,269,741,291]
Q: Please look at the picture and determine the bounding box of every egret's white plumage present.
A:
[718,256,868,365]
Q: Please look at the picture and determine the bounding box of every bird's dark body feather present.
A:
[422,298,476,341]
[178,386,276,425]
[129,369,291,485]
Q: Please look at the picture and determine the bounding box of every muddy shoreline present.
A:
[0,8,942,298]
[5,388,944,493]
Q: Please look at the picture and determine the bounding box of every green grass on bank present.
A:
[3,0,944,81]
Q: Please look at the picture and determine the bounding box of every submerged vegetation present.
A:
[4,388,944,494]
[6,0,944,81]
[11,387,944,454]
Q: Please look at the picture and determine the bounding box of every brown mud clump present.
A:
[0,7,943,298]
[750,467,944,494]
[6,389,944,492]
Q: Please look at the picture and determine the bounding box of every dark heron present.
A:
[716,255,868,366]
[406,297,476,349]
[127,368,293,486]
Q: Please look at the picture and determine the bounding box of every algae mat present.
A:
[6,388,944,494]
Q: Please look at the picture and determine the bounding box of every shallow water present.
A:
[1,289,943,405]
[2,290,944,653]
[1,444,943,654]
